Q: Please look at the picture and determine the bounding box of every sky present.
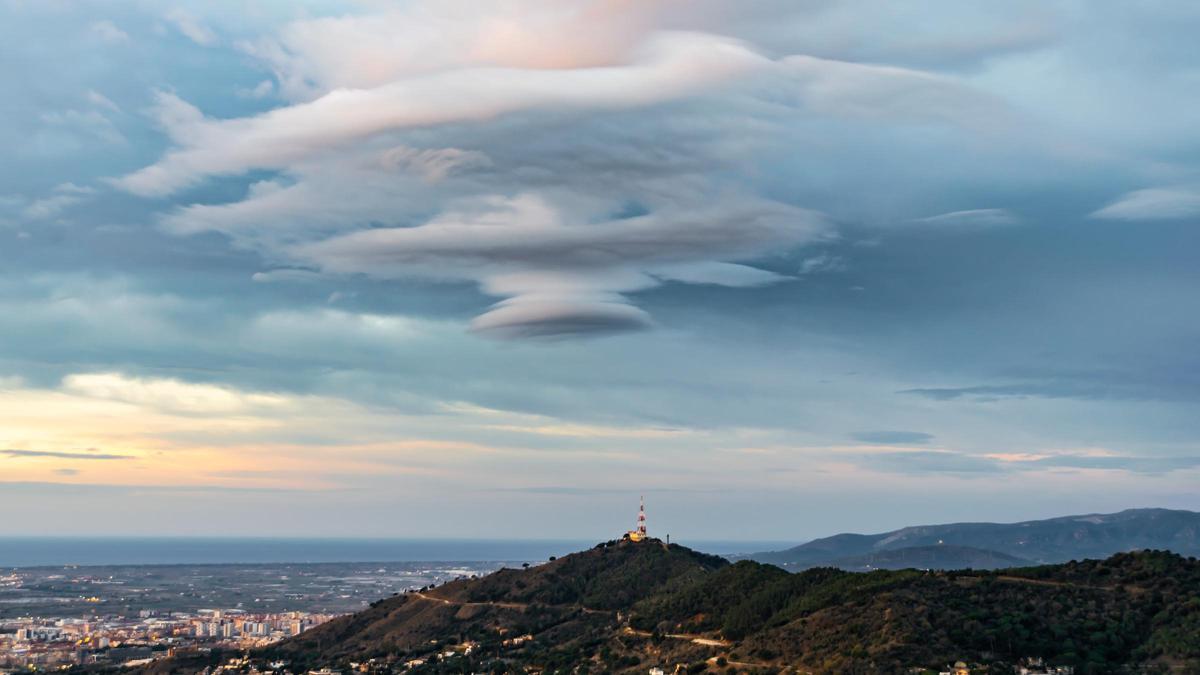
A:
[2,0,1199,541]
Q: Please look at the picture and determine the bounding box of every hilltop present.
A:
[138,538,1200,675]
[746,508,1200,570]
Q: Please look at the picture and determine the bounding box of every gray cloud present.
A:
[851,431,935,445]
[2,448,132,460]
[0,481,327,496]
[855,450,1002,475]
[901,368,1200,403]
[488,486,723,495]
[1029,455,1200,475]
[854,451,1200,477]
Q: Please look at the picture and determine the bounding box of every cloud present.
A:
[848,447,1200,477]
[89,20,129,44]
[237,79,276,99]
[980,449,1200,476]
[165,9,217,46]
[779,55,1008,128]
[901,366,1200,403]
[0,481,328,496]
[375,145,493,183]
[250,268,322,284]
[850,430,935,445]
[62,372,289,415]
[21,183,96,220]
[40,109,124,145]
[1028,454,1200,475]
[853,449,1002,475]
[296,194,825,338]
[2,449,131,460]
[914,208,1020,228]
[1092,186,1200,220]
[111,4,1013,340]
[115,32,769,196]
[798,253,846,274]
[488,486,719,495]
[0,376,26,389]
[87,90,121,113]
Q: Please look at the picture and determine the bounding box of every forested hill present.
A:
[747,507,1200,569]
[631,550,1200,672]
[139,540,1200,675]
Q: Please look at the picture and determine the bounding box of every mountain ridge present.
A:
[745,507,1200,569]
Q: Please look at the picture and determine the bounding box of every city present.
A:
[0,561,515,671]
[0,607,335,670]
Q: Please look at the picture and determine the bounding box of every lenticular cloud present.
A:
[294,194,826,338]
[115,0,989,338]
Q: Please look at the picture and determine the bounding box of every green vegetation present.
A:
[456,539,727,609]
[637,550,1200,673]
[130,543,1200,675]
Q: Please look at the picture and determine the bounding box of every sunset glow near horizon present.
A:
[2,1,1199,539]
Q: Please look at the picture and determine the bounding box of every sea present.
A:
[0,537,792,568]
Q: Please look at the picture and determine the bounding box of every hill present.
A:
[631,550,1200,672]
[139,539,1200,675]
[747,508,1200,569]
[820,544,1031,571]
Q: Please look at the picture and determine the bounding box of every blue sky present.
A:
[1,0,1198,540]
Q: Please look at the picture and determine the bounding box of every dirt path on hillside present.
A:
[622,626,732,647]
[994,576,1120,591]
[411,591,614,615]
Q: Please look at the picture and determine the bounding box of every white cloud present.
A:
[23,195,80,220]
[781,55,1008,129]
[914,208,1020,228]
[245,308,431,350]
[52,182,96,195]
[0,375,26,390]
[87,90,121,113]
[89,20,129,44]
[62,372,288,415]
[237,79,275,99]
[295,194,826,338]
[165,9,217,46]
[1092,186,1200,221]
[116,32,768,196]
[240,1,676,102]
[21,183,97,220]
[40,109,124,145]
[250,269,322,284]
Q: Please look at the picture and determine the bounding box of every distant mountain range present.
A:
[139,537,1200,674]
[744,507,1200,570]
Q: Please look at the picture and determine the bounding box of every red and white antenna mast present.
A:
[637,495,647,538]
